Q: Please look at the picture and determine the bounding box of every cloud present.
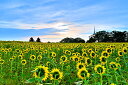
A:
[21,22,127,42]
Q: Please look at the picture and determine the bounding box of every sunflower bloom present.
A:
[50,68,63,80]
[94,64,106,75]
[77,67,90,79]
[33,66,49,81]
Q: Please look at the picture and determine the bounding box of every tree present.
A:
[86,37,96,43]
[94,31,108,42]
[29,37,35,42]
[60,37,85,43]
[36,37,41,42]
[112,31,126,42]
[74,37,85,43]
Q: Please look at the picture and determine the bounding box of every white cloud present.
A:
[21,22,127,42]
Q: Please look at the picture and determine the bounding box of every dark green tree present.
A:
[29,37,35,42]
[112,31,126,42]
[60,37,85,43]
[74,37,85,43]
[36,37,41,42]
[86,37,96,43]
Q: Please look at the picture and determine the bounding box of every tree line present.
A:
[87,31,128,43]
[29,30,128,43]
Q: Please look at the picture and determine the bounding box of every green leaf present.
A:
[25,78,36,83]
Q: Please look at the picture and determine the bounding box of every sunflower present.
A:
[115,57,120,62]
[72,53,76,56]
[44,50,48,53]
[30,55,36,60]
[76,52,80,56]
[50,68,63,80]
[94,64,106,75]
[109,62,118,70]
[9,58,14,61]
[77,67,90,79]
[60,55,67,62]
[21,59,27,65]
[73,56,80,62]
[85,57,92,66]
[118,51,123,56]
[46,61,50,67]
[64,50,71,55]
[18,55,23,59]
[106,48,112,54]
[15,49,20,53]
[101,51,109,57]
[82,52,88,57]
[82,48,86,53]
[33,66,49,81]
[88,49,92,53]
[0,59,4,64]
[99,56,107,65]
[37,55,42,60]
[76,62,85,70]
[50,52,56,57]
[39,52,42,55]
[122,47,127,54]
[12,56,16,59]
[90,51,96,58]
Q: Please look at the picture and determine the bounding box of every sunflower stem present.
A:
[22,65,24,82]
[100,74,103,85]
[0,64,2,76]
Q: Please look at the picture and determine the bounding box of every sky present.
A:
[0,0,128,42]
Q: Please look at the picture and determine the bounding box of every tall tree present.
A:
[36,37,41,42]
[112,31,126,42]
[29,37,35,42]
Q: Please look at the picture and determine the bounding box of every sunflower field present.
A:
[0,41,128,85]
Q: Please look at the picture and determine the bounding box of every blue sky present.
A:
[0,0,128,42]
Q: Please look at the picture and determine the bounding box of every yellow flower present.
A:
[85,57,92,66]
[101,51,109,57]
[115,57,120,62]
[76,62,85,70]
[118,51,123,56]
[106,48,112,54]
[122,47,127,54]
[90,51,96,58]
[0,59,4,64]
[88,49,92,53]
[99,56,107,65]
[72,56,80,62]
[94,64,106,75]
[50,68,63,80]
[21,59,27,65]
[30,55,36,60]
[109,62,118,70]
[33,66,49,81]
[82,52,88,57]
[64,50,71,55]
[15,49,20,53]
[50,52,56,57]
[37,55,42,60]
[60,55,67,62]
[110,83,116,85]
[72,53,76,56]
[9,58,14,61]
[18,55,23,59]
[77,67,90,79]
[82,48,86,53]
